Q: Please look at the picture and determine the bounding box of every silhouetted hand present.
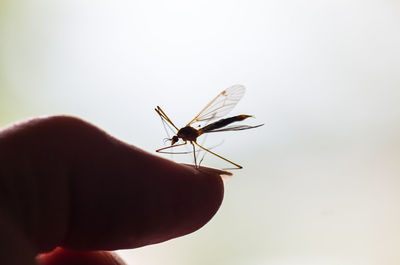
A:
[0,116,224,265]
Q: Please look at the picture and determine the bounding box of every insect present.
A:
[155,84,263,169]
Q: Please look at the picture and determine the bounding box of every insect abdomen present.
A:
[200,115,252,133]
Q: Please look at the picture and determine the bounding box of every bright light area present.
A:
[1,0,400,264]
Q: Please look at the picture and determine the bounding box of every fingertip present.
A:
[60,138,226,250]
[0,115,227,252]
[175,164,226,232]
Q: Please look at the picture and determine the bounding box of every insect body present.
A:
[173,126,199,144]
[155,85,263,169]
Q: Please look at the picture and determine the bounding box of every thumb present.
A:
[0,116,225,264]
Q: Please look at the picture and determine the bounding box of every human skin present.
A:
[0,116,224,265]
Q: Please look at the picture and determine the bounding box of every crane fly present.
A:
[155,84,263,169]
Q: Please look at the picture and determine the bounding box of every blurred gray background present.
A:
[1,0,399,264]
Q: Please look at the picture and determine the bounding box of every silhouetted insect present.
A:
[155,85,263,169]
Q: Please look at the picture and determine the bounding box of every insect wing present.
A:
[187,84,246,126]
[202,123,264,133]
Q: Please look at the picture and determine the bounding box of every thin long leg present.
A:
[199,139,225,167]
[161,141,224,155]
[190,142,198,168]
[159,114,173,141]
[155,108,176,131]
[155,106,179,131]
[156,142,187,153]
[158,151,193,154]
[194,142,242,169]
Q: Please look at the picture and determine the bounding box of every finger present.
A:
[0,116,224,254]
[0,212,36,265]
[37,248,126,265]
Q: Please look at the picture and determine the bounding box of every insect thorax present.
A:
[177,126,200,141]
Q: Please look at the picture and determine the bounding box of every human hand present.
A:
[0,116,224,265]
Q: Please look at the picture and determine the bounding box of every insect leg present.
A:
[155,106,179,131]
[190,142,198,168]
[156,141,188,153]
[194,142,243,169]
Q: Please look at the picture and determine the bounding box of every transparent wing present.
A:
[187,84,246,126]
[202,123,264,133]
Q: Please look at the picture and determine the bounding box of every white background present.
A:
[1,0,400,264]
